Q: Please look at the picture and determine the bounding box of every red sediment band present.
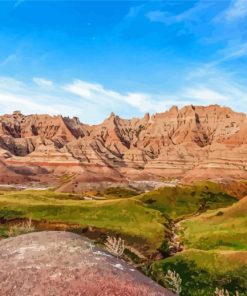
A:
[5,160,104,168]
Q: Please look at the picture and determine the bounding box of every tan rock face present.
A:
[0,105,247,184]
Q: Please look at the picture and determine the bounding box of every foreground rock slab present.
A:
[0,231,174,296]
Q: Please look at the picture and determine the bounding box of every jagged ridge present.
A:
[0,105,247,183]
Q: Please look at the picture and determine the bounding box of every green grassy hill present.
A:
[150,197,247,295]
[0,189,165,255]
[137,182,237,219]
[181,197,247,251]
[151,249,247,296]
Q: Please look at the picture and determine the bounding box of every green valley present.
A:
[0,182,246,295]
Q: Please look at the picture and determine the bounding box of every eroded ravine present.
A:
[166,202,208,257]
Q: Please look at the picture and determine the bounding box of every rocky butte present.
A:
[0,104,247,190]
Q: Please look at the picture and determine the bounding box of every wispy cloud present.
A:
[183,86,229,103]
[0,78,56,114]
[1,77,182,123]
[0,74,246,124]
[33,77,53,87]
[64,77,245,117]
[0,92,56,115]
[0,77,24,91]
[201,42,247,67]
[65,79,182,114]
[185,63,247,112]
[225,0,247,21]
[146,1,211,25]
[0,76,80,118]
[219,42,247,61]
[65,80,119,103]
[0,54,17,67]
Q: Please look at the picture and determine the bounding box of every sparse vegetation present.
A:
[8,217,35,237]
[215,287,239,296]
[164,269,182,295]
[102,187,139,198]
[105,236,125,257]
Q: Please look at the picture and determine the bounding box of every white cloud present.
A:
[65,79,181,113]
[0,92,56,114]
[65,80,120,101]
[183,87,228,103]
[129,79,244,112]
[184,63,247,112]
[0,75,246,124]
[65,77,247,118]
[0,77,24,91]
[225,0,247,21]
[0,76,81,119]
[33,77,53,87]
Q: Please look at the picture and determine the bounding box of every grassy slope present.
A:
[0,183,238,254]
[101,187,140,198]
[150,197,247,295]
[151,249,247,296]
[0,183,245,294]
[137,182,237,219]
[180,197,247,251]
[0,190,164,254]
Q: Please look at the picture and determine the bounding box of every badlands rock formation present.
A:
[0,105,247,186]
[0,231,174,296]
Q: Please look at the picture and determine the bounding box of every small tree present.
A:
[105,236,125,258]
[164,269,182,295]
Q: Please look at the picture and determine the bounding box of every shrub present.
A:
[105,236,125,257]
[164,269,182,295]
[8,218,35,237]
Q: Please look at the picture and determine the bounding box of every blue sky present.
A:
[0,0,247,123]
